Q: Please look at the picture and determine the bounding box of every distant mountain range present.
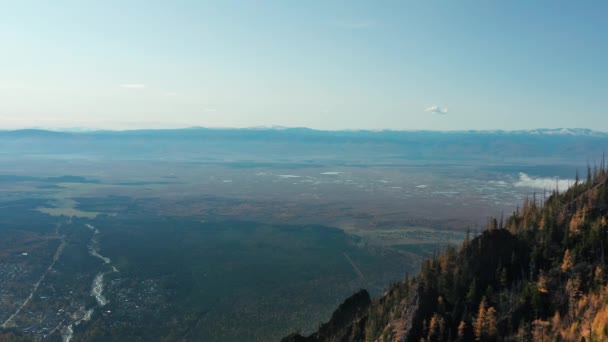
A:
[1,127,606,166]
[1,127,607,136]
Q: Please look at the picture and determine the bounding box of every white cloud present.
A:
[120,84,146,89]
[425,105,448,115]
[514,173,576,192]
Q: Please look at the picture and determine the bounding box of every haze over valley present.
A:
[0,128,599,340]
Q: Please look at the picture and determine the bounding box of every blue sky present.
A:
[1,1,606,130]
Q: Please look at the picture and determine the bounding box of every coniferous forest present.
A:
[284,161,608,342]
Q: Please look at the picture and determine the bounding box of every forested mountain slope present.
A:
[284,164,608,341]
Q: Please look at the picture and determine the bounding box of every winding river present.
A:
[62,224,117,342]
[85,223,117,306]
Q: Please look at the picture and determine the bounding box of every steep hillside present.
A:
[285,164,608,341]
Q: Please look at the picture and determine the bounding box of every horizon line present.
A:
[0,126,605,134]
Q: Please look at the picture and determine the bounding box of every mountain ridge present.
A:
[283,164,608,341]
[1,127,605,168]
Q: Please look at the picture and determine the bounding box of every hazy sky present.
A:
[1,1,607,130]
